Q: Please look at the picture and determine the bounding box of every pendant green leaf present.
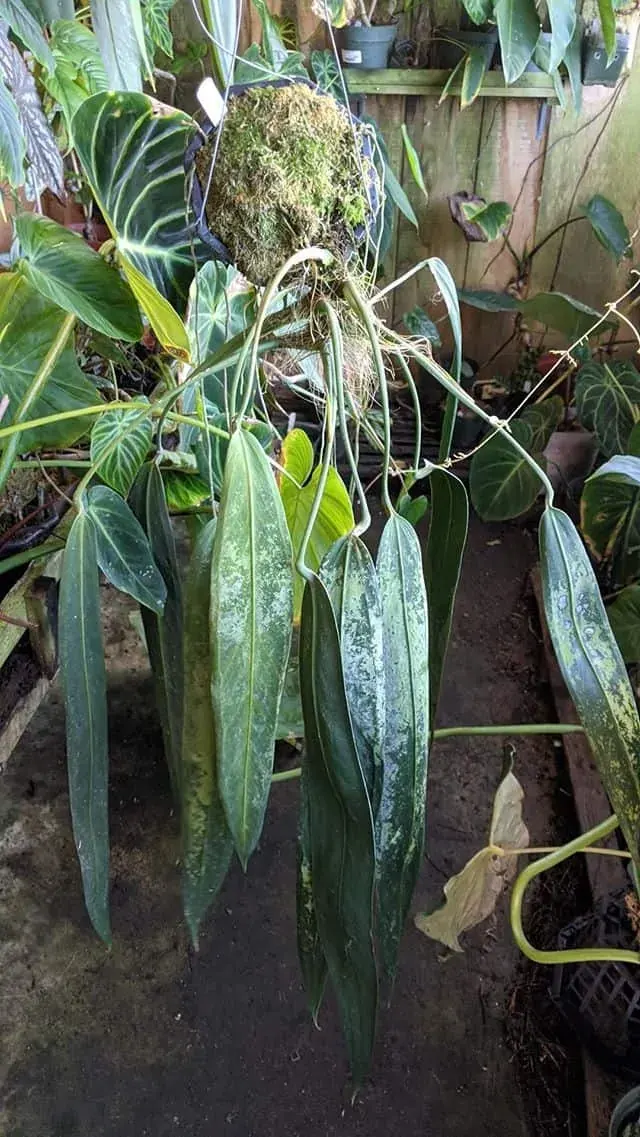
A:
[59,510,110,941]
[130,464,184,798]
[299,574,377,1086]
[210,430,293,867]
[423,469,468,723]
[86,485,167,614]
[540,506,640,878]
[376,514,429,984]
[319,533,385,813]
[182,519,233,947]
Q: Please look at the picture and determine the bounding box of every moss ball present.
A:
[194,83,375,286]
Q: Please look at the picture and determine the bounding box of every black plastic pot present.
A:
[552,889,640,1078]
[341,21,398,69]
[184,76,379,270]
[435,28,498,71]
[583,32,629,86]
[610,1085,640,1137]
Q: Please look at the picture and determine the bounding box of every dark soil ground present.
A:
[0,519,587,1137]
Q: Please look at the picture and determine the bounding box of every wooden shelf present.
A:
[345,67,559,100]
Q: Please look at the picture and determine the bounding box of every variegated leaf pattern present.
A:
[0,22,63,197]
[72,91,206,313]
[90,408,152,499]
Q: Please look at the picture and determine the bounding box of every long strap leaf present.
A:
[319,533,385,816]
[181,519,233,947]
[130,463,184,799]
[210,430,293,867]
[376,513,430,984]
[540,506,640,877]
[423,468,468,724]
[300,574,378,1087]
[59,510,110,941]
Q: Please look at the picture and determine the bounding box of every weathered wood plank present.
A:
[0,674,52,771]
[529,34,640,335]
[392,95,484,348]
[464,99,548,373]
[346,69,559,98]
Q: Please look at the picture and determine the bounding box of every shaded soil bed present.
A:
[0,518,588,1137]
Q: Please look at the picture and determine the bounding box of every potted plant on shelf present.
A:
[312,0,407,69]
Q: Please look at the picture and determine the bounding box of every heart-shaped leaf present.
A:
[0,273,98,452]
[575,360,640,457]
[584,194,632,263]
[581,455,640,588]
[15,213,143,341]
[90,407,152,498]
[72,91,205,314]
[470,397,563,521]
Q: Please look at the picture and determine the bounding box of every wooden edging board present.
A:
[531,567,627,1137]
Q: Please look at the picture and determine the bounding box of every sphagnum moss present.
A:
[195,84,375,286]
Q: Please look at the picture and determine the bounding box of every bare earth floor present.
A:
[0,519,580,1137]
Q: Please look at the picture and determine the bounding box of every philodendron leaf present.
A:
[320,534,386,815]
[415,768,528,951]
[519,292,608,340]
[575,360,640,458]
[299,574,377,1086]
[376,513,429,984]
[182,519,233,947]
[73,91,205,314]
[279,428,354,621]
[401,124,428,202]
[461,0,492,22]
[130,463,184,798]
[580,456,640,589]
[59,510,110,942]
[15,214,143,341]
[597,0,616,62]
[458,289,520,313]
[0,0,54,66]
[0,273,99,453]
[0,78,24,186]
[310,0,355,27]
[210,430,293,868]
[547,0,576,71]
[403,306,441,347]
[118,256,190,361]
[607,585,640,664]
[540,506,640,882]
[583,195,632,263]
[423,468,468,723]
[90,0,146,90]
[460,199,512,241]
[470,397,563,522]
[184,260,256,413]
[460,45,489,108]
[87,484,167,613]
[0,24,64,198]
[495,0,540,82]
[42,18,108,127]
[90,407,152,499]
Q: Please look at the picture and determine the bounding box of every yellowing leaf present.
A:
[279,428,354,620]
[119,254,190,361]
[415,769,528,952]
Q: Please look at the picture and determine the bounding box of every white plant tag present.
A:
[197,78,225,127]
[342,49,362,64]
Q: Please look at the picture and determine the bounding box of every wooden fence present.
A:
[173,0,640,375]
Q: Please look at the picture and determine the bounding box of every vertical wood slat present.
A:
[175,0,640,364]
